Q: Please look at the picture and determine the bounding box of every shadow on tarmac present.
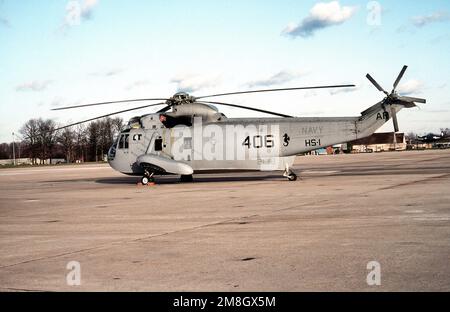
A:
[95,174,284,185]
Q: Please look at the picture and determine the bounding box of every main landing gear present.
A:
[283,164,297,181]
[140,170,155,185]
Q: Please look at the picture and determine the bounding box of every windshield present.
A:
[107,145,116,160]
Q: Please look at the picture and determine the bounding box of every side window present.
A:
[183,137,192,149]
[155,138,163,151]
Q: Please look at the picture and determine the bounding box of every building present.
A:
[349,132,406,153]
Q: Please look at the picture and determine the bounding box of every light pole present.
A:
[12,132,16,166]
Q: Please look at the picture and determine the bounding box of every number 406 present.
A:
[243,135,274,149]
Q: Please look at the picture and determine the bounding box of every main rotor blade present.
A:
[54,102,166,131]
[198,101,293,118]
[396,95,426,104]
[196,85,355,99]
[52,98,168,111]
[366,74,388,95]
[156,105,172,113]
[392,65,408,91]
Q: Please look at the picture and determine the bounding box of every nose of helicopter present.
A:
[107,145,118,169]
[107,144,136,174]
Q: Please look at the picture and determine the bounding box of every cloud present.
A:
[397,79,424,95]
[282,1,357,38]
[423,109,450,114]
[0,0,10,27]
[0,16,10,27]
[396,24,413,34]
[49,97,81,108]
[429,33,450,44]
[412,11,449,27]
[64,0,99,27]
[125,80,151,91]
[89,68,123,77]
[246,70,304,88]
[80,0,98,20]
[329,85,360,95]
[50,97,65,107]
[15,80,52,92]
[171,73,221,93]
[304,90,317,98]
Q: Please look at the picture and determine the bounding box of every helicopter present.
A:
[53,65,425,184]
[416,132,449,143]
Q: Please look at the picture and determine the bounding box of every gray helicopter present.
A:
[54,66,425,184]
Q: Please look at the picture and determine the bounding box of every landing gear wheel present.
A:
[141,176,149,185]
[287,173,297,181]
[141,170,155,185]
[180,174,193,183]
[283,164,298,182]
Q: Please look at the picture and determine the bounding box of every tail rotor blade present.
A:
[396,95,426,104]
[366,74,388,95]
[392,65,408,91]
[390,106,399,132]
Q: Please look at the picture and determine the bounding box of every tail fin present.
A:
[357,101,417,139]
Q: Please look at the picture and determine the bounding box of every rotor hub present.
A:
[169,92,196,106]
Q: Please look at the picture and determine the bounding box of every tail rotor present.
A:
[366,65,426,133]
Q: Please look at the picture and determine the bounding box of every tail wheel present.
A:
[287,173,297,181]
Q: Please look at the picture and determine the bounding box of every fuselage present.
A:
[107,101,402,175]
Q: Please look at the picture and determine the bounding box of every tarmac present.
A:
[0,149,449,291]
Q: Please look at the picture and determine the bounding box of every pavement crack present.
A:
[0,246,107,270]
[0,217,264,270]
[376,173,450,191]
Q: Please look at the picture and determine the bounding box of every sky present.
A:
[0,0,449,142]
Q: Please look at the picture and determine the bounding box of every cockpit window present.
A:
[117,133,129,149]
[117,135,123,148]
[124,134,129,149]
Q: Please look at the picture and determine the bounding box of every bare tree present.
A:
[88,121,101,161]
[74,124,88,162]
[98,118,112,160]
[57,127,75,163]
[0,143,10,159]
[15,116,125,163]
[37,118,58,164]
[86,117,123,162]
[111,117,124,137]
[19,119,40,164]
